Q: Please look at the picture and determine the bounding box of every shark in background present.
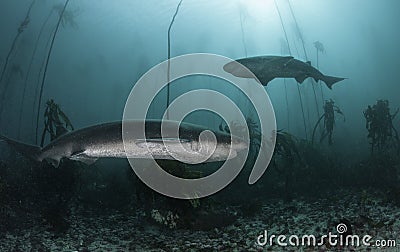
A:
[223,55,346,89]
[0,120,248,167]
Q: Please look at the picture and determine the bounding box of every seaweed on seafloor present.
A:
[136,160,206,227]
[364,100,399,154]
[275,131,301,159]
[270,130,302,200]
[143,160,239,230]
[271,131,340,198]
[150,209,180,229]
[35,0,71,144]
[219,115,262,167]
[311,99,344,145]
[40,99,74,146]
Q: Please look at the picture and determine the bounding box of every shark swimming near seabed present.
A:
[0,120,248,167]
[223,55,346,89]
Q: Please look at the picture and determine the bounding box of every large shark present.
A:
[223,55,346,89]
[0,120,247,167]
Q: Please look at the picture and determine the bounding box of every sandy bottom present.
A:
[0,189,399,251]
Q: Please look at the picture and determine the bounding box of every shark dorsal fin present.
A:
[306,61,312,66]
[282,57,295,67]
[259,77,274,86]
[45,157,61,167]
[295,74,308,83]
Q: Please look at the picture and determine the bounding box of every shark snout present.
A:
[223,61,254,78]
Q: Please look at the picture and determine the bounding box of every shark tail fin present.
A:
[321,75,346,89]
[0,134,42,162]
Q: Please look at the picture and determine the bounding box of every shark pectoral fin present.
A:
[70,151,98,165]
[70,155,98,165]
[259,77,274,86]
[45,157,61,167]
[295,74,308,83]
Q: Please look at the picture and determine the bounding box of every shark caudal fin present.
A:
[0,134,42,162]
[322,75,346,89]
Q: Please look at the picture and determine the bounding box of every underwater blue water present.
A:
[0,0,399,251]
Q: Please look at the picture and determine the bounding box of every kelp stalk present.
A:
[314,41,326,104]
[0,0,35,83]
[287,0,321,123]
[35,0,70,144]
[312,99,344,145]
[166,0,183,120]
[0,0,36,126]
[274,0,308,139]
[239,11,248,57]
[311,114,324,145]
[18,10,54,139]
